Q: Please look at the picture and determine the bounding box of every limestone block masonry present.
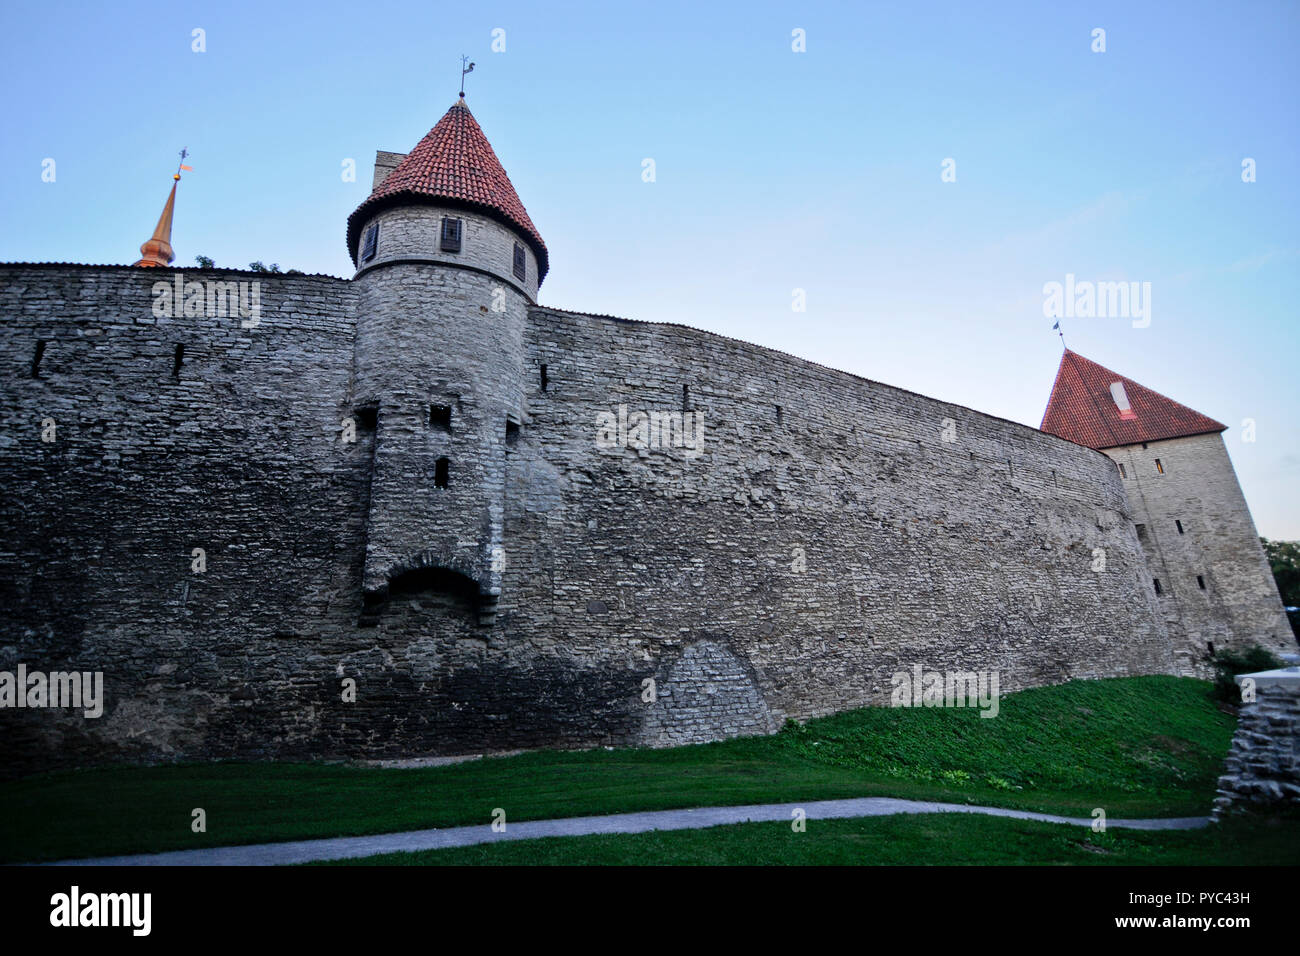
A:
[350,204,537,608]
[1105,435,1293,675]
[0,260,1200,776]
[1213,668,1300,816]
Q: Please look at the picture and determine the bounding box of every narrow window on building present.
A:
[355,405,378,432]
[1153,578,1162,595]
[506,419,520,444]
[430,404,452,431]
[682,384,690,410]
[539,364,548,392]
[1117,462,1127,479]
[1207,641,1215,656]
[1154,458,1164,474]
[1197,574,1206,590]
[1135,523,1147,541]
[172,344,184,379]
[512,243,526,281]
[1175,519,1184,534]
[31,340,46,378]
[440,217,462,253]
[361,223,380,263]
[434,457,450,489]
[776,404,783,425]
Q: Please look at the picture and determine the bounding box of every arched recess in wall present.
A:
[360,564,482,625]
[638,639,776,748]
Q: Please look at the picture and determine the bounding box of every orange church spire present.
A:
[133,149,190,268]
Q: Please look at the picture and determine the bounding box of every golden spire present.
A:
[133,149,189,268]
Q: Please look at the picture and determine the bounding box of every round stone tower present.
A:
[345,96,548,618]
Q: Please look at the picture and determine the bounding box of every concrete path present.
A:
[44,798,1210,866]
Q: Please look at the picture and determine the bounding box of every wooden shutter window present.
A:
[361,223,379,262]
[440,218,462,253]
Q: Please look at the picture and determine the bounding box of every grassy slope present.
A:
[0,676,1238,863]
[321,813,1300,866]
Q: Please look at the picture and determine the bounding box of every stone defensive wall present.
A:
[0,263,1174,775]
[0,264,362,775]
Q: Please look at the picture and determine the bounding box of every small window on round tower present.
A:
[440,218,462,253]
[361,223,379,263]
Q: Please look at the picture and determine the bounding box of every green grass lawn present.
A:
[318,812,1300,866]
[0,676,1243,863]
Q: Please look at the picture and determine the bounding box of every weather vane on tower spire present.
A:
[459,55,475,98]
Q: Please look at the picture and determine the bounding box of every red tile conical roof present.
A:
[347,98,548,282]
[1040,349,1226,449]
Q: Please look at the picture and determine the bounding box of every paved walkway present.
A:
[46,798,1210,866]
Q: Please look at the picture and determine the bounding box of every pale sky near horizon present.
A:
[2,1,1297,536]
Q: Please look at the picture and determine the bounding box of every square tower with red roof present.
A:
[1041,349,1291,672]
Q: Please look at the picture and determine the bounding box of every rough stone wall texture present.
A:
[355,204,539,302]
[371,151,407,191]
[0,264,363,775]
[638,640,777,747]
[513,306,1173,747]
[1213,677,1300,815]
[0,257,1274,777]
[351,206,533,602]
[1104,435,1293,675]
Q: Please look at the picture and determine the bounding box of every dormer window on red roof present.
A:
[1109,381,1137,420]
[1040,350,1226,450]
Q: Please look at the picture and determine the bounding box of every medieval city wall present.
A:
[0,264,366,775]
[0,264,1180,775]
[507,306,1177,747]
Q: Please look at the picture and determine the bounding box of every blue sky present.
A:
[3,1,1297,536]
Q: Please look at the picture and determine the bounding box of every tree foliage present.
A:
[248,261,303,275]
[1210,644,1283,703]
[192,255,302,275]
[1261,538,1300,607]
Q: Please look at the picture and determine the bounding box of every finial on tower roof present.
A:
[459,55,475,98]
[133,149,192,268]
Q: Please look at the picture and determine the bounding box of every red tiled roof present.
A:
[346,98,548,282]
[1040,349,1226,449]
